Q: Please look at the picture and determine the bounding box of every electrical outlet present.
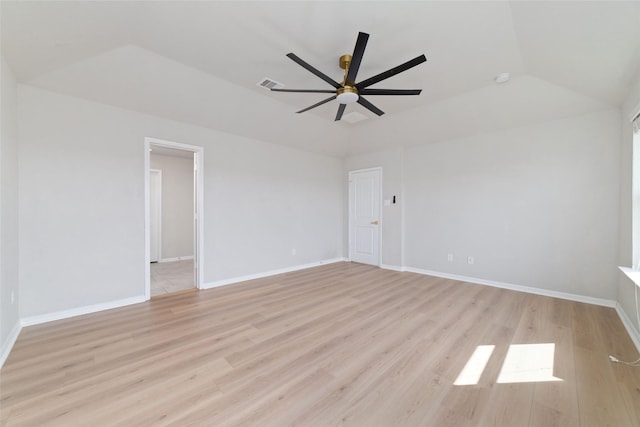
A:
[11,291,15,305]
[447,254,453,262]
[291,248,297,256]
[467,256,474,265]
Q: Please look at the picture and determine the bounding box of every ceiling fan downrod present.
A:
[338,54,359,104]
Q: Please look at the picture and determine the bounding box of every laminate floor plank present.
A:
[572,302,637,427]
[1,262,639,426]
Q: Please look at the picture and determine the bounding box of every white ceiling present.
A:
[2,1,640,157]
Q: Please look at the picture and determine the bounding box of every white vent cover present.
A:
[257,78,284,90]
[342,111,369,124]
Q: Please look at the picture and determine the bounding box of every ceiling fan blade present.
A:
[357,96,384,116]
[271,88,336,93]
[356,54,427,89]
[296,95,337,113]
[335,104,346,121]
[359,88,422,96]
[286,53,341,89]
[345,32,369,86]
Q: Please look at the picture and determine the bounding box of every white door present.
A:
[349,168,381,266]
[149,169,162,263]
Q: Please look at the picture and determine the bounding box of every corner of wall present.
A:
[0,55,21,368]
[615,300,640,352]
[0,322,21,368]
[616,72,640,348]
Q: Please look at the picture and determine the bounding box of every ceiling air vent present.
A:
[257,77,284,90]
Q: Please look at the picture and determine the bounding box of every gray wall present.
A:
[150,153,194,260]
[617,73,640,334]
[0,57,20,360]
[345,109,622,301]
[17,84,344,318]
[403,110,620,299]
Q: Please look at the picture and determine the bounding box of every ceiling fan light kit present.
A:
[336,87,359,104]
[271,32,426,121]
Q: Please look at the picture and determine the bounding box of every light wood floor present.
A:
[1,262,639,426]
[151,259,194,297]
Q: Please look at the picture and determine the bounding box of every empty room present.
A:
[1,1,640,425]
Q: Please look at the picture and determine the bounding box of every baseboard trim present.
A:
[403,266,617,308]
[615,302,640,353]
[158,256,193,263]
[21,295,147,327]
[393,264,639,353]
[0,321,22,368]
[9,262,637,364]
[203,257,347,290]
[380,264,405,272]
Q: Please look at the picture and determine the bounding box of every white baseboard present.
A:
[615,302,640,353]
[404,266,640,350]
[203,257,347,290]
[0,321,22,368]
[8,261,637,366]
[21,295,147,327]
[403,266,617,308]
[380,264,405,272]
[158,256,193,263]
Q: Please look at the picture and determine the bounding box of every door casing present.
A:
[149,168,162,263]
[144,137,204,300]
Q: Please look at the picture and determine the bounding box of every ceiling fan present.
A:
[271,32,427,121]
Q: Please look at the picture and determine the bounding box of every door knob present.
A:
[371,220,379,225]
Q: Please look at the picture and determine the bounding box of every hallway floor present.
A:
[150,259,194,297]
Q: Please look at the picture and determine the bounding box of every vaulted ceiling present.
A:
[2,1,640,157]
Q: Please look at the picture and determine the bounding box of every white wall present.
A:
[618,73,640,335]
[150,153,194,260]
[1,57,20,363]
[345,110,622,300]
[18,85,344,318]
[403,110,621,299]
[207,133,343,280]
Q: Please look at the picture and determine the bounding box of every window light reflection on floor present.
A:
[454,343,563,386]
[454,345,495,386]
[497,343,562,383]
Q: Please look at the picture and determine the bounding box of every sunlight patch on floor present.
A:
[454,345,495,386]
[497,343,562,384]
[455,343,563,386]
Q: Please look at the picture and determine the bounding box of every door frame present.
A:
[144,137,204,300]
[348,167,383,267]
[149,168,162,263]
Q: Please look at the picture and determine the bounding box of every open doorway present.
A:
[144,137,204,299]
